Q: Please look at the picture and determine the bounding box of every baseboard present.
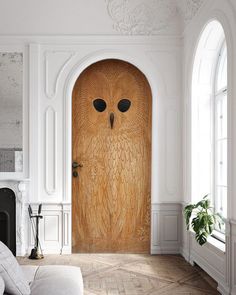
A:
[151,245,181,254]
[179,246,190,262]
[217,283,230,295]
[27,247,61,255]
[61,247,71,255]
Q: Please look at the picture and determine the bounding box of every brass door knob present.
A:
[73,171,78,178]
[72,162,83,169]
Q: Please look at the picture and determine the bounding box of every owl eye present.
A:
[118,99,131,112]
[93,98,107,112]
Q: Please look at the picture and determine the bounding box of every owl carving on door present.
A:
[72,59,152,253]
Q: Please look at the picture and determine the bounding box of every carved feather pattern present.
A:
[72,59,151,253]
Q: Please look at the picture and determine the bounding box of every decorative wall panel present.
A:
[146,51,179,98]
[44,215,59,241]
[8,35,182,255]
[163,215,178,241]
[62,204,71,254]
[151,203,182,254]
[45,107,57,195]
[63,213,69,246]
[28,204,62,254]
[151,211,159,246]
[45,51,75,99]
[166,109,178,195]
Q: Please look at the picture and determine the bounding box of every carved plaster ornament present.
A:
[178,0,204,22]
[106,0,204,35]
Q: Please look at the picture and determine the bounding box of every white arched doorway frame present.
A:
[64,49,164,253]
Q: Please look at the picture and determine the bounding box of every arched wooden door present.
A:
[72,59,152,253]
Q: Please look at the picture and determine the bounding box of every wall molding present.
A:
[45,106,57,195]
[166,108,179,195]
[28,203,63,254]
[151,203,182,254]
[1,34,182,261]
[45,51,75,99]
[27,202,182,255]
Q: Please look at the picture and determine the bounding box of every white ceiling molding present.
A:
[106,0,204,35]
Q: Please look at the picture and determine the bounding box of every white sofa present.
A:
[20,265,84,295]
[0,242,84,295]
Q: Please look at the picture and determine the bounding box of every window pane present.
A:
[216,139,227,186]
[215,186,227,218]
[216,43,227,91]
[222,95,227,138]
[216,95,227,139]
[214,222,225,234]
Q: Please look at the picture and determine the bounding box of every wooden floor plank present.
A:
[17,254,219,294]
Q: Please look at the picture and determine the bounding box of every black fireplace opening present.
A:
[0,188,16,255]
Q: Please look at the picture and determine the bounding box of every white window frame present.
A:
[212,40,227,240]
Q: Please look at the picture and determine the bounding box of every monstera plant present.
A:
[184,195,223,246]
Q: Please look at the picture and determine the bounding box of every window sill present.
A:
[207,235,225,253]
[212,230,225,243]
[189,230,225,253]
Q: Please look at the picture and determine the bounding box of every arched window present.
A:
[214,41,227,221]
[192,21,227,236]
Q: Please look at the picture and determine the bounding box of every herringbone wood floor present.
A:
[18,254,219,294]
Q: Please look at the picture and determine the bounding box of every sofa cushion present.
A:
[30,265,83,295]
[0,242,30,295]
[0,276,5,295]
[21,266,39,285]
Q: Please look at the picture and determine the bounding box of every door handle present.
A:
[72,161,83,169]
[73,171,79,178]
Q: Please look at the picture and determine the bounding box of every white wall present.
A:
[0,0,187,256]
[26,37,183,254]
[0,0,182,36]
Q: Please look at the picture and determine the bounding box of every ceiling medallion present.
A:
[106,0,204,35]
[178,0,204,22]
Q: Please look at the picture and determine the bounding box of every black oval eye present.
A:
[93,98,107,112]
[118,99,131,112]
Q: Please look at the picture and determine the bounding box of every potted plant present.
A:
[184,195,223,245]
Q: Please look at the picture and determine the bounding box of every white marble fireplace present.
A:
[0,180,28,256]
